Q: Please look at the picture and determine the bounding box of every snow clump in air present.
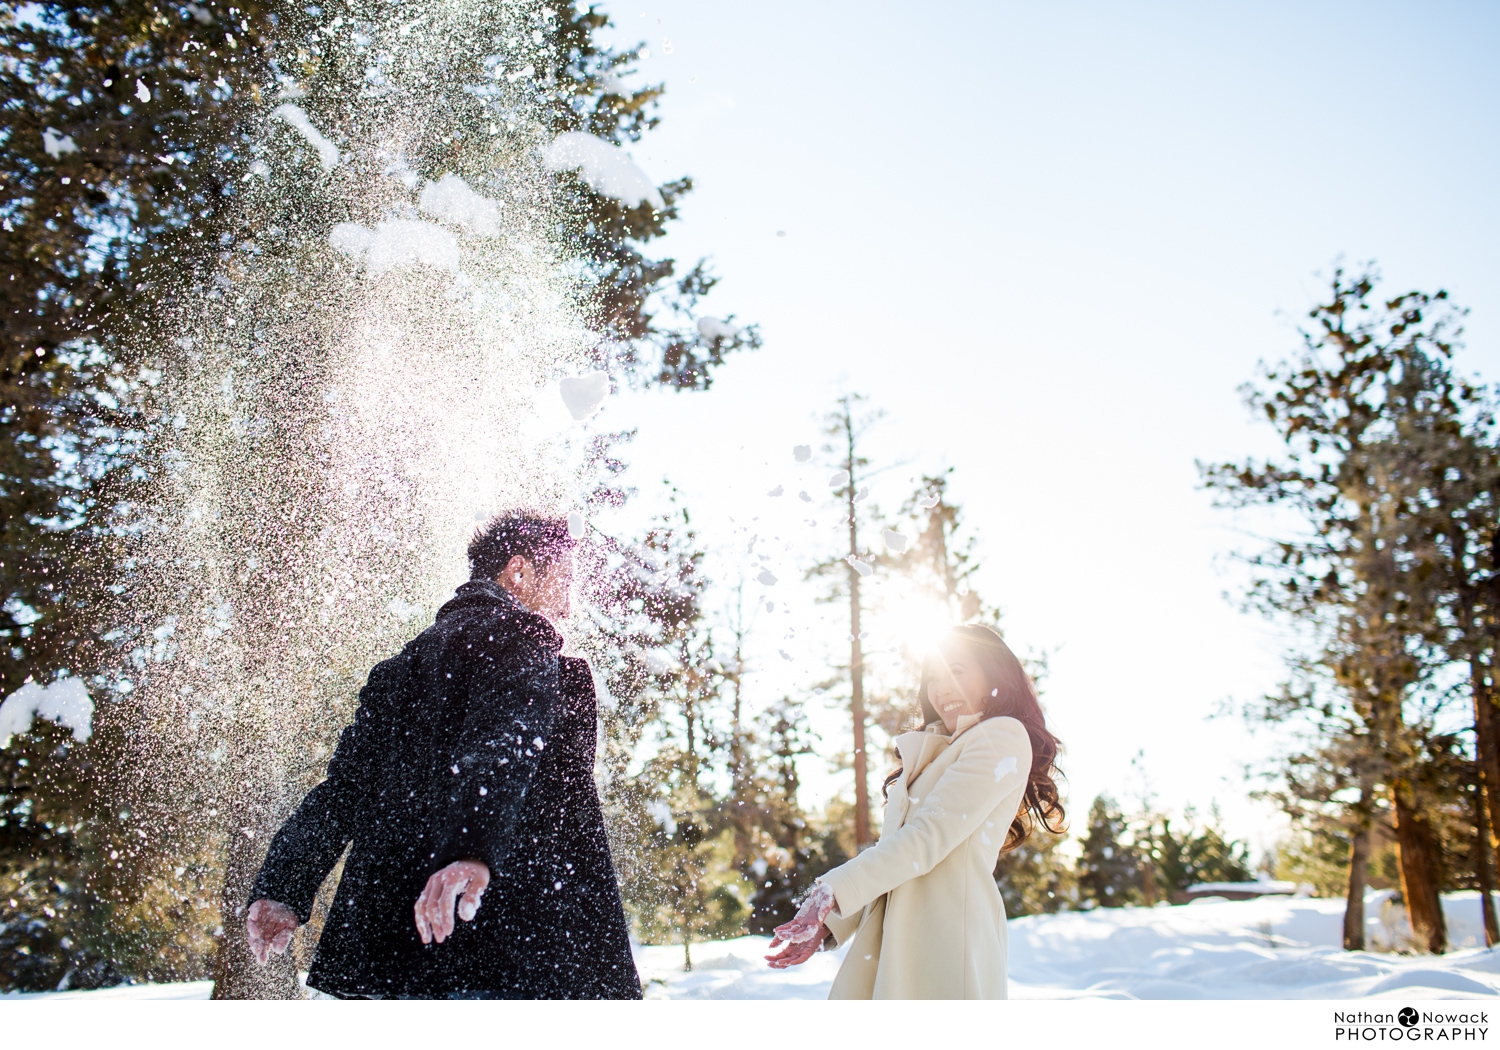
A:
[757,569,778,586]
[797,491,812,502]
[42,128,78,158]
[418,173,502,237]
[846,556,873,577]
[918,493,940,509]
[559,371,609,420]
[793,445,812,462]
[329,220,460,273]
[766,485,784,497]
[567,512,586,539]
[135,79,151,102]
[641,649,681,675]
[598,72,632,97]
[696,317,740,341]
[882,529,909,552]
[829,470,850,488]
[272,103,340,171]
[855,486,870,503]
[0,678,94,748]
[387,598,423,623]
[542,132,664,210]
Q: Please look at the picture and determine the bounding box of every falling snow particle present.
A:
[42,127,78,158]
[567,511,586,539]
[0,678,93,748]
[271,103,340,171]
[792,444,811,462]
[135,79,151,102]
[798,491,812,503]
[846,556,873,577]
[855,486,870,503]
[418,173,502,237]
[757,569,778,586]
[696,316,739,341]
[829,470,849,488]
[779,650,792,662]
[542,131,664,209]
[918,493,940,510]
[329,220,459,273]
[766,485,784,497]
[882,529,909,553]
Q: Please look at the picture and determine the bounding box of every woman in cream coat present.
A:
[765,624,1065,999]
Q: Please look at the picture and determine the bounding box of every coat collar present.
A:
[436,578,563,651]
[894,714,985,786]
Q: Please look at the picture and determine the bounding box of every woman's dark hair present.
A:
[882,624,1065,852]
[468,512,576,582]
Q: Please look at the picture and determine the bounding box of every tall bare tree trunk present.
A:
[1344,776,1373,951]
[841,408,871,850]
[1391,780,1447,954]
[1469,655,1500,878]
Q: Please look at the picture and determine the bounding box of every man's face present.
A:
[501,550,575,622]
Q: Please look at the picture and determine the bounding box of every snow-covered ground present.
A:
[10,892,1500,1000]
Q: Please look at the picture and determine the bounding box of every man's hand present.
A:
[764,881,836,969]
[246,899,299,965]
[415,859,490,945]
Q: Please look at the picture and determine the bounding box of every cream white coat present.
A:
[819,714,1033,999]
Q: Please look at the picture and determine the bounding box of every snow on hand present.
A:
[418,173,502,237]
[0,678,93,749]
[696,317,740,341]
[271,103,340,171]
[559,371,609,421]
[542,132,664,210]
[329,220,459,273]
[882,529,909,552]
[42,128,78,159]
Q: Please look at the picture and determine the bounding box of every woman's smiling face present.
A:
[925,641,991,733]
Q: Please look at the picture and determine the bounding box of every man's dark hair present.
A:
[468,512,577,582]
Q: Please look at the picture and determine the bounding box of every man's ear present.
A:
[501,554,530,583]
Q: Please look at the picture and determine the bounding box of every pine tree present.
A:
[1076,795,1145,909]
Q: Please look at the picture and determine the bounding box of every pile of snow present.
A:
[559,371,609,421]
[329,220,459,273]
[17,893,1500,1000]
[271,104,340,171]
[418,174,501,237]
[0,678,93,748]
[542,132,664,210]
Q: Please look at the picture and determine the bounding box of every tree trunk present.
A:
[843,416,870,850]
[209,796,300,999]
[1391,780,1447,954]
[1343,778,1373,951]
[1474,780,1499,948]
[1470,657,1500,879]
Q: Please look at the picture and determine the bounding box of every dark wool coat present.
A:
[250,580,641,999]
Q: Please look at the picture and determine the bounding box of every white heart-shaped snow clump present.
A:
[559,371,609,421]
[882,528,909,553]
[418,173,502,237]
[542,131,664,210]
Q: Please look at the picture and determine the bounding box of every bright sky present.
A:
[581,0,1500,854]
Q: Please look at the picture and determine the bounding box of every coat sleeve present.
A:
[248,653,406,923]
[818,717,1032,918]
[431,620,564,875]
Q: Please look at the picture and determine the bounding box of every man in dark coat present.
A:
[244,513,641,999]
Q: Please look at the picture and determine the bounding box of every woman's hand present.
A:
[764,882,836,968]
[246,899,299,965]
[414,859,490,944]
